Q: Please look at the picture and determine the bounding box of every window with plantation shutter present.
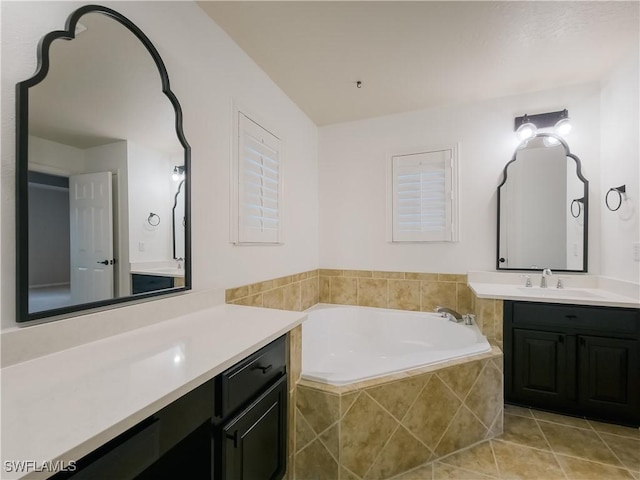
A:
[391,146,458,242]
[234,111,282,244]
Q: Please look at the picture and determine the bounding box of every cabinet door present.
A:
[222,375,287,480]
[578,336,639,422]
[511,329,575,407]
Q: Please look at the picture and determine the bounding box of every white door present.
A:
[69,172,114,305]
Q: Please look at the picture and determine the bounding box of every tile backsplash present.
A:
[224,268,504,344]
[318,269,474,315]
[226,270,319,311]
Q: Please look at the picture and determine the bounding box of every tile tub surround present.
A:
[318,270,474,315]
[294,348,503,480]
[226,269,320,311]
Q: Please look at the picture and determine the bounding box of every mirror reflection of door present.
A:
[26,11,185,314]
[69,172,114,305]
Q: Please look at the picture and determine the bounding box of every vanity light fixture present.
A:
[515,115,537,141]
[554,112,573,136]
[514,109,572,142]
[172,165,185,181]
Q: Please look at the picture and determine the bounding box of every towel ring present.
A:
[570,197,584,218]
[147,212,160,226]
[605,185,626,212]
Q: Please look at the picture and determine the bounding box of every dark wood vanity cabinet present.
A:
[504,301,640,426]
[215,335,288,480]
[54,335,288,480]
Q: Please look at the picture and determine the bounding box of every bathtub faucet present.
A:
[434,306,463,323]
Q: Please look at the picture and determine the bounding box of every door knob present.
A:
[97,260,109,265]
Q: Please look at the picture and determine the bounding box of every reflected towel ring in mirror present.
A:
[147,212,161,226]
[570,197,584,218]
[605,185,626,212]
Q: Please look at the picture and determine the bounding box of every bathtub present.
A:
[301,304,492,385]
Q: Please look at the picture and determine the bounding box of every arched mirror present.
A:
[497,133,588,272]
[16,5,191,322]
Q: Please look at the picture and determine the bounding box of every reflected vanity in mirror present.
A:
[497,133,588,272]
[16,5,191,322]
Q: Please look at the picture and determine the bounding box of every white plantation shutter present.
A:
[237,112,281,244]
[392,148,457,242]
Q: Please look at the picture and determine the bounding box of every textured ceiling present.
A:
[199,1,640,126]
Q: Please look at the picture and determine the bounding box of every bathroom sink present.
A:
[135,267,184,277]
[517,287,602,299]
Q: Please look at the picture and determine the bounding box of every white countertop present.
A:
[1,304,305,479]
[468,271,639,308]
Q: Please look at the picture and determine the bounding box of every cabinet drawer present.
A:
[217,336,286,418]
[511,302,639,335]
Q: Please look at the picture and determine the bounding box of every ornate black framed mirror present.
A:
[16,4,191,322]
[497,133,588,272]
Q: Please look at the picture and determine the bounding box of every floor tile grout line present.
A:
[533,416,558,453]
[488,440,503,480]
[591,426,634,471]
[435,437,501,478]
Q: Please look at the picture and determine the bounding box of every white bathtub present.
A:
[301,304,492,385]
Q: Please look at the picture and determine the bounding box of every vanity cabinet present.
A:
[504,301,640,426]
[53,335,288,480]
[215,335,288,480]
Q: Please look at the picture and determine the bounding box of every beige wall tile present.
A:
[406,272,438,282]
[343,269,373,278]
[340,393,398,478]
[320,269,343,277]
[232,294,263,307]
[421,282,457,312]
[294,438,339,480]
[365,375,428,421]
[437,359,485,400]
[358,278,388,308]
[465,362,503,429]
[295,408,316,453]
[263,287,285,310]
[438,273,467,283]
[434,405,488,457]
[300,277,319,311]
[389,280,421,311]
[319,424,340,461]
[456,284,474,314]
[284,283,302,311]
[495,300,504,342]
[274,275,293,287]
[319,276,331,303]
[248,279,275,295]
[331,277,358,305]
[289,325,302,384]
[297,386,341,434]
[364,425,432,480]
[373,271,405,279]
[225,285,249,302]
[476,298,496,339]
[402,376,461,450]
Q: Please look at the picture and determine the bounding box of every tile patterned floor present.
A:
[392,405,640,480]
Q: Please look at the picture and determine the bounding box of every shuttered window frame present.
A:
[387,145,459,243]
[231,107,283,245]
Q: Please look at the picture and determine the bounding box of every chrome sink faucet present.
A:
[434,306,463,323]
[540,268,552,288]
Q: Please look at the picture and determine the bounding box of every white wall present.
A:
[319,84,601,273]
[1,1,319,330]
[599,48,640,284]
[126,141,173,263]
